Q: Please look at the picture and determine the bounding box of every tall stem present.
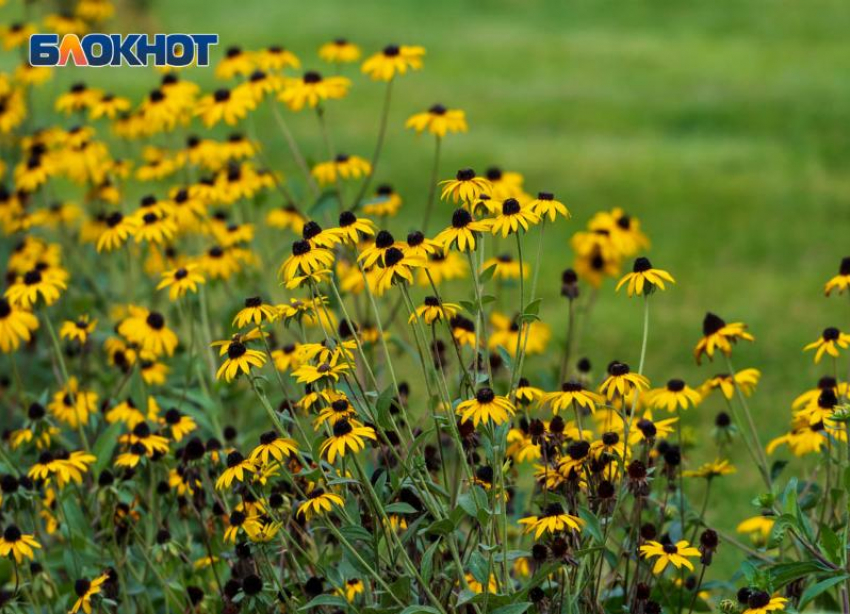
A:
[421,135,442,233]
[351,79,394,208]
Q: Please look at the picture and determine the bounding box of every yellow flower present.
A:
[518,504,584,539]
[215,451,257,490]
[319,38,361,63]
[409,296,460,325]
[89,93,131,120]
[701,368,761,401]
[233,297,279,328]
[542,381,604,414]
[49,377,98,428]
[529,192,570,222]
[483,254,527,281]
[223,510,262,543]
[736,515,775,544]
[279,240,335,282]
[297,488,345,520]
[70,572,111,614]
[312,154,372,186]
[96,211,141,253]
[405,104,467,138]
[249,431,298,464]
[490,198,539,238]
[375,247,426,295]
[639,540,701,574]
[162,408,196,441]
[338,579,365,603]
[0,525,41,563]
[694,312,754,364]
[588,207,650,257]
[616,258,675,297]
[599,361,650,400]
[331,211,377,245]
[156,265,205,301]
[319,419,377,463]
[215,338,267,382]
[362,44,425,81]
[215,46,255,79]
[825,257,850,296]
[28,450,95,488]
[456,388,516,427]
[742,592,787,614]
[644,379,702,412]
[195,87,256,127]
[0,297,38,352]
[683,459,736,479]
[434,208,494,253]
[59,315,96,344]
[803,327,850,363]
[293,354,351,385]
[256,45,301,71]
[278,71,350,111]
[363,184,402,217]
[5,268,67,308]
[118,307,178,357]
[439,168,491,204]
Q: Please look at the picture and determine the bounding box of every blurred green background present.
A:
[10,0,850,576]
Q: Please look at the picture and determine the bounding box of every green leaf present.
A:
[799,574,850,609]
[299,594,349,610]
[479,264,497,284]
[92,421,123,475]
[819,524,841,564]
[523,298,542,316]
[768,560,831,588]
[420,540,440,585]
[490,604,533,614]
[385,502,417,515]
[468,550,489,585]
[578,507,604,544]
[398,607,442,614]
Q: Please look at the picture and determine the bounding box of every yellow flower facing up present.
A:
[59,315,96,344]
[434,208,494,253]
[118,307,178,357]
[694,312,754,364]
[96,211,141,253]
[233,297,279,328]
[518,503,584,539]
[405,104,467,138]
[215,46,255,80]
[256,45,301,71]
[439,168,491,204]
[824,256,850,296]
[490,198,540,238]
[278,71,350,111]
[645,379,702,412]
[49,377,98,429]
[28,450,95,488]
[215,338,267,382]
[157,264,205,301]
[195,86,256,127]
[741,592,787,614]
[297,488,345,520]
[0,525,41,563]
[70,572,111,614]
[249,431,299,464]
[616,258,675,297]
[529,192,570,222]
[0,297,39,353]
[215,451,257,490]
[279,240,335,283]
[5,268,67,308]
[319,418,377,463]
[319,38,361,64]
[331,210,377,245]
[409,296,461,325]
[639,540,701,575]
[542,381,605,415]
[803,327,850,363]
[599,361,650,400]
[312,154,371,187]
[456,387,516,427]
[361,44,425,81]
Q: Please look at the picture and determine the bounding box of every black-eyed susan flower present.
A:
[1,22,37,50]
[157,265,205,301]
[313,397,356,429]
[320,418,377,463]
[357,229,399,268]
[515,378,545,405]
[70,573,110,614]
[49,378,98,428]
[249,431,298,464]
[439,168,491,204]
[803,327,850,363]
[491,197,539,238]
[374,247,425,295]
[824,257,850,296]
[361,44,425,81]
[312,154,371,186]
[339,578,365,603]
[682,458,736,479]
[256,45,301,71]
[278,71,350,111]
[89,93,131,120]
[599,361,650,400]
[736,515,775,545]
[266,203,306,233]
[363,184,402,217]
[529,192,570,222]
[118,307,178,357]
[96,211,140,253]
[215,46,255,80]
[215,451,257,490]
[701,368,761,401]
[741,592,787,614]
[518,503,584,539]
[223,510,262,544]
[645,379,702,412]
[616,257,675,297]
[233,297,279,328]
[55,82,101,114]
[215,338,267,382]
[28,450,95,487]
[331,210,376,245]
[0,525,41,563]
[0,87,26,134]
[588,207,650,257]
[5,268,67,308]
[694,312,754,364]
[409,296,460,325]
[405,104,467,138]
[542,381,604,414]
[451,315,478,348]
[195,87,256,128]
[319,38,361,63]
[457,387,516,427]
[162,408,196,442]
[279,240,335,282]
[297,488,345,520]
[0,297,38,352]
[59,315,96,344]
[292,353,350,385]
[639,540,701,574]
[434,208,493,253]
[483,254,527,281]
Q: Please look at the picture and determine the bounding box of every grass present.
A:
[9,0,850,575]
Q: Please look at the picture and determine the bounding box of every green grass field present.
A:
[12,0,850,575]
